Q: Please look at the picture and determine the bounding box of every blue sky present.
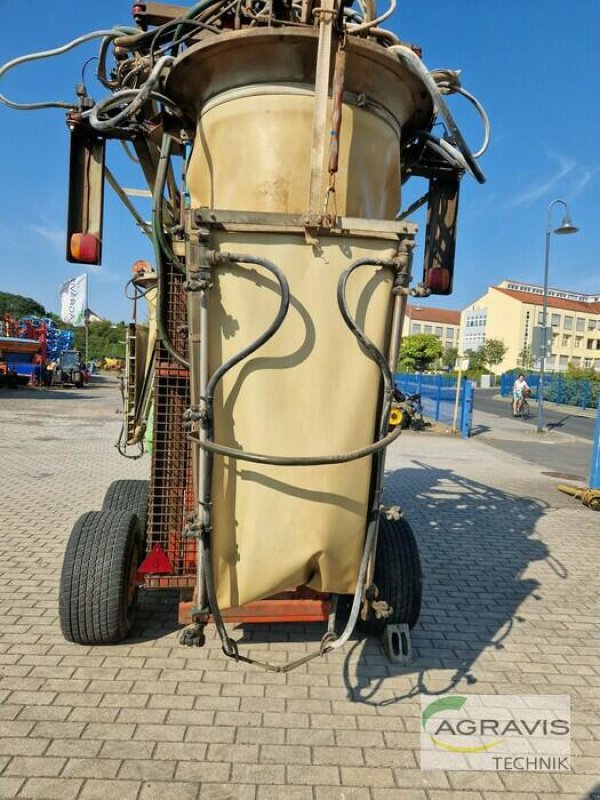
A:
[0,1,598,321]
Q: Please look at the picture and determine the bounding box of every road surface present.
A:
[471,388,596,481]
[474,388,596,441]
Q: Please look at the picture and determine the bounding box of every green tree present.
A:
[398,334,443,372]
[0,291,46,318]
[481,338,507,369]
[441,346,459,369]
[517,346,535,371]
[72,320,127,360]
[465,348,487,372]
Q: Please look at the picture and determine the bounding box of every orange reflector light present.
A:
[137,543,174,575]
[69,233,99,264]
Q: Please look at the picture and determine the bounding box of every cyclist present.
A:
[512,374,530,416]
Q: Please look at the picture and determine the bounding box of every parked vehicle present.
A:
[47,350,87,388]
[391,387,428,431]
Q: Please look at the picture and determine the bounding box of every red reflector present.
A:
[137,543,174,575]
[70,233,99,264]
[426,266,451,293]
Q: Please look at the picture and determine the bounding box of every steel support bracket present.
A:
[381,623,413,664]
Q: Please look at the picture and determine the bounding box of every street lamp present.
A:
[536,199,579,433]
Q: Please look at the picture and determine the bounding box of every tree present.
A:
[397,334,443,372]
[465,348,487,372]
[517,346,535,371]
[481,338,507,369]
[441,347,459,369]
[0,291,46,318]
[72,320,128,361]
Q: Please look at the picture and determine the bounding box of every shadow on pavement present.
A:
[131,460,567,681]
[470,423,491,437]
[342,460,566,705]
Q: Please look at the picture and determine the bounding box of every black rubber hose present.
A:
[206,252,291,403]
[152,135,189,368]
[191,256,400,466]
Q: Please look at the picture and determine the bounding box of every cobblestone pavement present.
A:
[1,379,598,800]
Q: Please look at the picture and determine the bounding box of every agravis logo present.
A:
[420,694,570,772]
[422,696,503,753]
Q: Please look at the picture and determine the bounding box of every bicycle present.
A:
[513,389,530,418]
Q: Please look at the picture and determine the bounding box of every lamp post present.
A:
[536,199,579,433]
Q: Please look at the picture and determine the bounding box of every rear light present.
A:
[425,266,451,294]
[69,233,100,264]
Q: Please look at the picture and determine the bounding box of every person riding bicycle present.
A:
[512,374,530,416]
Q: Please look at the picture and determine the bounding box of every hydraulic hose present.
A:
[0,29,133,111]
[192,257,400,466]
[206,252,291,403]
[199,256,401,668]
[389,44,487,184]
[152,135,189,368]
[347,0,396,35]
[437,83,491,159]
[86,56,174,131]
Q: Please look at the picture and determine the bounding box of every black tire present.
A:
[102,479,150,535]
[59,511,142,645]
[357,514,422,637]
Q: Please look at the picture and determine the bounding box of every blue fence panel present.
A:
[395,373,461,425]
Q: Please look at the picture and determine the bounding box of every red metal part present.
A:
[138,542,174,575]
[178,590,331,625]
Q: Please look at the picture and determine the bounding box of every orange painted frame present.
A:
[178,589,331,625]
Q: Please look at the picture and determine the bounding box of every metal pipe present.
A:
[185,227,210,611]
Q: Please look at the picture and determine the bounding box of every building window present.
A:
[435,326,443,337]
[446,328,455,340]
[588,339,600,351]
[424,325,432,334]
[559,356,569,370]
[445,340,453,350]
[584,359,593,368]
[562,335,571,347]
[563,316,573,330]
[576,318,585,332]
[411,323,421,334]
[588,319,597,331]
[571,357,581,366]
[551,313,560,327]
[575,337,583,348]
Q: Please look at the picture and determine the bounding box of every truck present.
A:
[1,0,488,668]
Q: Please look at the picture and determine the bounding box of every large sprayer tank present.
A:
[164,28,433,608]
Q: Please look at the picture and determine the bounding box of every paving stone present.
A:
[4,756,66,777]
[118,759,178,781]
[79,778,141,800]
[0,778,25,799]
[61,758,122,779]
[19,777,83,799]
[139,781,199,800]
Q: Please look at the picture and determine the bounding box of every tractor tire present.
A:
[357,513,422,637]
[103,479,150,535]
[59,511,142,645]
